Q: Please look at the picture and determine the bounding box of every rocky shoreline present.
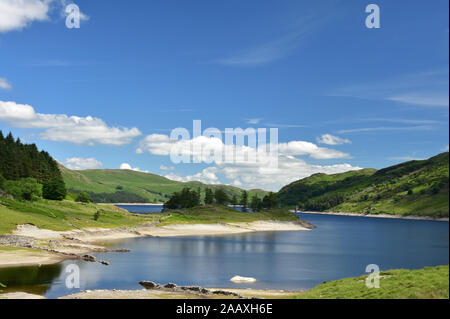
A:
[0,220,314,268]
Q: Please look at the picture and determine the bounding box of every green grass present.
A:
[0,198,302,235]
[278,152,449,217]
[290,266,449,299]
[0,197,158,234]
[61,165,268,203]
[159,204,303,226]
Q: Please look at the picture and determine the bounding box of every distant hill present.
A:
[277,152,449,217]
[60,165,268,203]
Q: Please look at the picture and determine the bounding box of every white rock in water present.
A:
[230,275,257,283]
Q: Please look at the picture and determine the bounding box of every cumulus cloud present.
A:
[0,77,12,90]
[137,133,350,164]
[0,0,89,33]
[317,134,351,145]
[120,163,149,173]
[63,157,102,170]
[165,167,220,185]
[0,100,141,145]
[137,133,358,190]
[0,0,51,33]
[160,165,174,171]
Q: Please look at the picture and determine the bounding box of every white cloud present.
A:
[217,156,361,191]
[442,145,449,152]
[165,167,220,185]
[120,163,149,173]
[0,0,51,33]
[137,133,351,163]
[317,134,351,145]
[0,77,12,90]
[137,133,358,190]
[63,157,102,170]
[0,100,141,145]
[160,165,174,171]
[278,141,351,159]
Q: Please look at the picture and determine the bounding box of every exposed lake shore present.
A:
[0,220,313,269]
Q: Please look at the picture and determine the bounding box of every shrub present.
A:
[75,192,93,203]
[94,210,101,221]
[0,173,5,190]
[3,178,42,201]
[43,178,67,201]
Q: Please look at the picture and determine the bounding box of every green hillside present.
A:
[277,152,449,217]
[61,165,268,203]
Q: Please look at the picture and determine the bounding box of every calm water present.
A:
[1,213,448,298]
[116,204,164,214]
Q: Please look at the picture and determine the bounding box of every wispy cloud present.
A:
[216,17,318,66]
[0,77,12,90]
[331,69,449,107]
[246,118,262,125]
[337,125,434,134]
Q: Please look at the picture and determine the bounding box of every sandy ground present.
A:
[0,292,46,299]
[294,210,449,222]
[58,288,298,299]
[0,221,311,268]
[0,249,66,268]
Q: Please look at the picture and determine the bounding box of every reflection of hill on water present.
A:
[0,263,63,295]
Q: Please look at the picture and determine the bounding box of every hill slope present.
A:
[277,152,449,217]
[61,165,268,203]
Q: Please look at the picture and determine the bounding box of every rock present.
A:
[99,260,110,266]
[164,283,177,289]
[81,254,96,262]
[139,281,160,289]
[230,275,257,283]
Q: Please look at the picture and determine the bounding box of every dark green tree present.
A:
[214,188,229,205]
[204,188,214,204]
[250,195,262,212]
[76,192,93,203]
[240,190,248,212]
[43,178,67,201]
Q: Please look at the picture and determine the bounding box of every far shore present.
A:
[294,210,449,222]
[99,203,164,206]
[0,220,312,269]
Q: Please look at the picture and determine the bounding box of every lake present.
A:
[0,213,448,298]
[115,204,164,214]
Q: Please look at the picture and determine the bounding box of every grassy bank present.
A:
[0,198,306,235]
[278,152,449,217]
[0,197,158,234]
[290,265,449,299]
[160,204,304,226]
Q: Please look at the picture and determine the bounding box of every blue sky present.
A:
[0,0,448,191]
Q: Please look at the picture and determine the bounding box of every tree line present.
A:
[163,187,279,211]
[0,131,67,201]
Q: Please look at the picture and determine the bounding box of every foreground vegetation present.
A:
[278,152,449,217]
[290,265,449,299]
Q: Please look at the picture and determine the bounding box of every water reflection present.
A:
[1,213,448,298]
